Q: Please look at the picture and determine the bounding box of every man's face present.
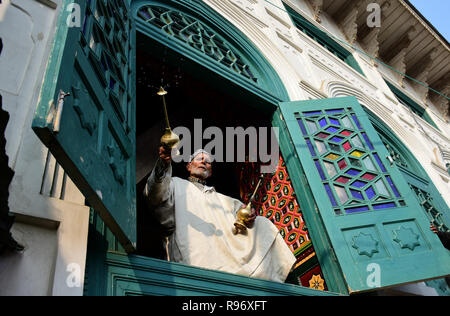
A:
[187,153,213,180]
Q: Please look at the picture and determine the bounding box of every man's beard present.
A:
[191,167,211,180]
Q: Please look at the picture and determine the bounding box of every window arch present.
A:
[131,0,289,103]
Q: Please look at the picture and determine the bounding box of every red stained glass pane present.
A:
[338,159,347,170]
[361,173,377,181]
[343,141,352,152]
[340,130,352,136]
[336,176,351,184]
[316,133,330,139]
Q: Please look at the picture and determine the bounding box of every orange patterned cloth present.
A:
[238,155,328,290]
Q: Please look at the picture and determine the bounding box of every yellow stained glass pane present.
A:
[325,153,340,160]
[350,150,364,158]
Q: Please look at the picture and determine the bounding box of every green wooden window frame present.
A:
[132,0,290,105]
[283,4,365,77]
[136,4,259,84]
[384,80,439,130]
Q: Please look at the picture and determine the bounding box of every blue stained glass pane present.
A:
[351,114,362,130]
[365,187,376,199]
[326,109,344,114]
[373,153,387,172]
[319,118,327,127]
[362,133,374,150]
[297,119,307,136]
[373,202,396,210]
[346,169,360,176]
[326,126,339,133]
[386,176,401,198]
[351,181,366,188]
[330,136,344,143]
[306,139,316,157]
[329,118,340,126]
[315,161,326,180]
[345,206,370,214]
[350,190,363,200]
[324,183,338,207]
[304,111,322,116]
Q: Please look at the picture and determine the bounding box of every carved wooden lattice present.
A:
[410,185,450,233]
[136,4,258,84]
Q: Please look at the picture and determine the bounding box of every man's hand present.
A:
[243,204,258,228]
[159,145,172,166]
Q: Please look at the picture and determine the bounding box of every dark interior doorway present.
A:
[135,33,273,258]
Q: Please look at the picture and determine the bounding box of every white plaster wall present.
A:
[0,0,90,296]
[0,222,58,296]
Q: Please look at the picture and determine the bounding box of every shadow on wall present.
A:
[0,36,23,254]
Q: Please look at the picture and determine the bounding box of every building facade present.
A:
[0,0,449,296]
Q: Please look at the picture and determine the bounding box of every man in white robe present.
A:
[144,147,296,283]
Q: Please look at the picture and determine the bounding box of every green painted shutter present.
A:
[278,96,450,293]
[32,0,136,252]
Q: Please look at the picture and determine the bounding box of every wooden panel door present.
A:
[32,0,137,252]
[277,96,450,293]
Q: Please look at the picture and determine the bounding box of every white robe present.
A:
[144,160,296,283]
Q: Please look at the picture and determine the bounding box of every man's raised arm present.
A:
[143,146,175,235]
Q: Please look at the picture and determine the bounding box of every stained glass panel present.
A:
[315,140,327,155]
[324,161,338,177]
[352,135,364,148]
[325,153,340,161]
[342,116,353,129]
[306,120,318,133]
[294,106,404,216]
[306,139,316,157]
[334,185,349,204]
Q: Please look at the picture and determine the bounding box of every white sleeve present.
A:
[143,158,175,235]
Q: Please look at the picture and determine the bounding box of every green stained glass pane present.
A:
[342,116,353,129]
[349,158,362,168]
[352,135,364,148]
[324,161,338,177]
[329,143,341,152]
[315,140,327,155]
[334,185,349,204]
[375,179,390,197]
[363,156,377,172]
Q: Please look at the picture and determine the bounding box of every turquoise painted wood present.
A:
[84,211,341,296]
[32,0,137,252]
[278,96,450,293]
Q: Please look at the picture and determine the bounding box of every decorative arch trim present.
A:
[327,81,422,158]
[131,0,289,105]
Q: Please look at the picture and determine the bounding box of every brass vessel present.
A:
[233,174,264,235]
[157,87,180,152]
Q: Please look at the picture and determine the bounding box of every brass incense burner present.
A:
[157,87,180,152]
[233,174,264,235]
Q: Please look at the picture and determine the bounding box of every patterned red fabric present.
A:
[238,155,327,290]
